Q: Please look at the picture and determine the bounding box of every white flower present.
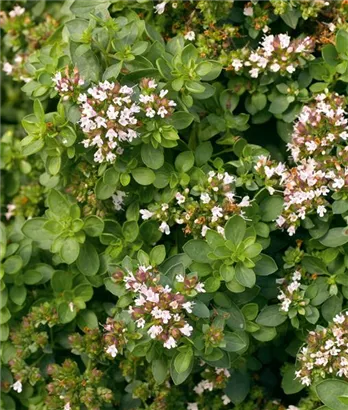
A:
[182,301,194,313]
[232,58,243,71]
[12,380,22,393]
[157,106,168,118]
[106,344,118,358]
[270,63,281,72]
[119,85,133,95]
[180,323,193,337]
[195,282,205,293]
[287,226,296,236]
[187,404,199,410]
[176,274,185,282]
[201,225,209,237]
[333,178,345,189]
[3,62,13,75]
[154,1,166,14]
[9,6,25,18]
[250,68,260,78]
[140,209,154,220]
[136,318,146,328]
[148,325,163,339]
[159,89,168,98]
[184,31,195,41]
[200,193,211,204]
[243,6,253,16]
[239,196,250,207]
[175,192,186,204]
[112,190,126,210]
[317,205,327,217]
[159,221,170,235]
[222,394,231,405]
[286,65,296,74]
[164,336,177,349]
[5,204,16,220]
[145,107,156,118]
[148,79,157,89]
[211,206,223,222]
[64,403,71,410]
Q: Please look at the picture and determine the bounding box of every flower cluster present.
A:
[230,34,315,78]
[270,0,329,20]
[277,270,306,312]
[103,318,130,358]
[65,161,108,217]
[52,67,85,100]
[69,328,106,360]
[1,6,59,82]
[68,77,176,163]
[106,264,204,352]
[254,92,348,235]
[140,170,251,238]
[9,303,59,388]
[187,366,231,409]
[296,311,348,386]
[46,359,113,410]
[243,1,272,33]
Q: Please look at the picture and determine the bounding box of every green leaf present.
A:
[223,331,248,352]
[260,196,284,222]
[280,9,300,29]
[183,239,211,263]
[254,254,277,276]
[60,237,80,264]
[24,269,43,285]
[170,353,193,385]
[102,62,122,81]
[192,301,210,318]
[319,227,348,247]
[174,348,193,373]
[51,270,73,293]
[333,200,348,214]
[4,255,23,274]
[336,30,348,55]
[195,142,213,166]
[171,112,194,130]
[152,359,168,384]
[149,245,166,266]
[256,305,287,327]
[141,144,164,170]
[77,310,99,330]
[9,285,26,306]
[83,215,104,237]
[322,44,339,66]
[316,379,348,410]
[95,178,116,200]
[224,215,246,245]
[0,307,11,324]
[76,242,100,276]
[70,0,110,18]
[174,151,194,173]
[281,365,304,395]
[47,189,70,218]
[269,96,290,114]
[131,168,156,185]
[122,221,139,242]
[235,264,256,288]
[224,370,250,405]
[58,302,76,323]
[74,284,93,301]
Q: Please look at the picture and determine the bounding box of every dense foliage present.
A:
[2,1,348,409]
